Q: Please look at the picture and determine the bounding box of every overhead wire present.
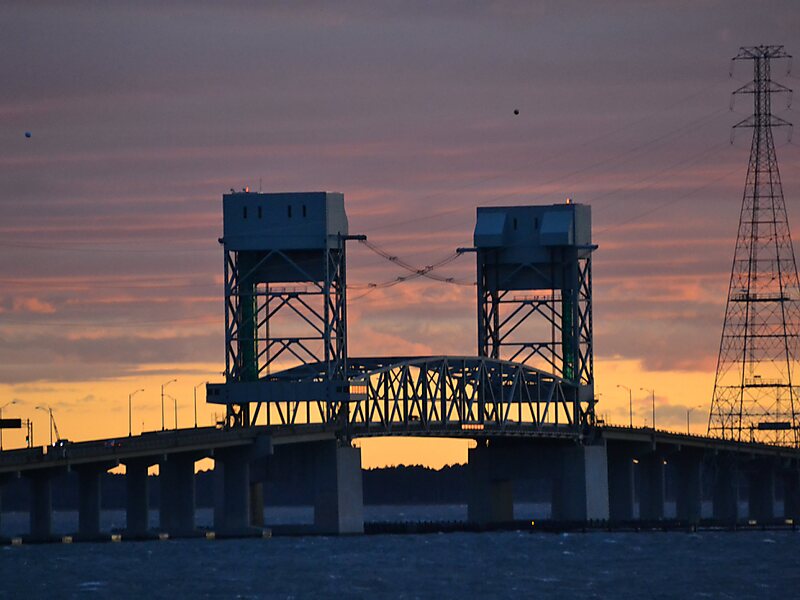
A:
[347,115,735,299]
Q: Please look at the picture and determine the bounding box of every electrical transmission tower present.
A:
[709,45,799,446]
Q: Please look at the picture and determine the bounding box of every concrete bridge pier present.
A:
[0,474,15,535]
[551,444,609,522]
[249,481,265,527]
[124,459,152,537]
[159,453,198,537]
[748,460,776,522]
[675,453,703,522]
[784,467,800,520]
[607,446,635,521]
[76,464,111,538]
[638,453,666,521]
[28,470,56,540]
[712,457,740,522]
[213,447,253,535]
[314,441,364,534]
[468,441,609,524]
[467,443,514,525]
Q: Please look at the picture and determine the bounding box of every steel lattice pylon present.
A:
[709,45,799,446]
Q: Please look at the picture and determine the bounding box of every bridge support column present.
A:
[748,460,776,522]
[467,444,514,525]
[552,444,609,521]
[213,447,253,535]
[712,458,739,522]
[77,466,104,538]
[250,482,264,527]
[639,453,666,521]
[160,454,196,536]
[314,442,363,534]
[675,453,703,523]
[784,467,800,520]
[607,447,635,521]
[125,460,151,536]
[29,471,54,540]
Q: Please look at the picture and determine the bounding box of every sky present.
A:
[1,1,799,467]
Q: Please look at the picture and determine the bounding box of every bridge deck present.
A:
[1,422,798,476]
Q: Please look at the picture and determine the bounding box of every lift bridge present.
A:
[207,192,595,438]
[207,192,595,440]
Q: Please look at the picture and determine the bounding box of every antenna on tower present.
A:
[709,45,799,447]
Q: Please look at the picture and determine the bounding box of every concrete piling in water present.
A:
[674,452,703,522]
[76,465,107,538]
[159,453,197,537]
[28,470,55,540]
[607,446,635,521]
[124,459,152,537]
[313,441,364,534]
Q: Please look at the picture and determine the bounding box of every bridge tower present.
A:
[473,202,596,428]
[709,45,800,446]
[208,191,354,428]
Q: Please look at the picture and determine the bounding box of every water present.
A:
[1,529,798,598]
[1,507,798,598]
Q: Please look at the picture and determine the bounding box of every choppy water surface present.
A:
[2,529,798,599]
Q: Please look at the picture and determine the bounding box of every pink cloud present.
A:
[11,297,56,314]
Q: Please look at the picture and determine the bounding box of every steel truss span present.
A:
[242,356,591,438]
[709,45,800,446]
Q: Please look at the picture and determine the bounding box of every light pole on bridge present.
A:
[640,387,656,431]
[161,379,177,431]
[169,394,178,430]
[193,381,207,429]
[617,384,633,428]
[35,405,55,446]
[0,400,17,451]
[128,388,144,437]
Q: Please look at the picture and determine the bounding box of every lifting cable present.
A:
[348,239,476,295]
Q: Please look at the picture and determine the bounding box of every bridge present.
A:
[1,192,799,542]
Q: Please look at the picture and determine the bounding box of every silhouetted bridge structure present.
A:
[2,192,799,542]
[1,419,799,542]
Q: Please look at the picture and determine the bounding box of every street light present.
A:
[0,400,17,451]
[168,394,178,430]
[161,379,177,431]
[128,389,144,437]
[194,381,208,429]
[35,405,55,446]
[686,405,703,435]
[617,384,633,428]
[640,388,656,431]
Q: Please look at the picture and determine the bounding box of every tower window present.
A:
[288,205,292,218]
[258,206,262,219]
[302,205,307,218]
[513,218,518,230]
[243,206,248,219]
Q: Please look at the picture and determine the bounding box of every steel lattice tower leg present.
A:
[709,45,799,446]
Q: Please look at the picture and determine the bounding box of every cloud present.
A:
[11,297,56,314]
